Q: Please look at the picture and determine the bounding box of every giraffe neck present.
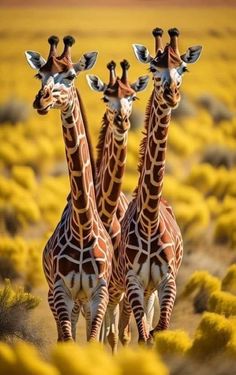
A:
[61,87,96,238]
[96,113,128,229]
[136,88,171,232]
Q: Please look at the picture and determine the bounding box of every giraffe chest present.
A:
[124,219,176,289]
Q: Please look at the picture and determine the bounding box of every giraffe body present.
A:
[87,61,149,351]
[110,28,202,344]
[25,36,113,342]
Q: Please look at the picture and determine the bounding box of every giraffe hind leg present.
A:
[71,301,81,341]
[126,276,149,344]
[88,281,109,342]
[151,274,176,335]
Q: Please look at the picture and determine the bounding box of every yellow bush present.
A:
[208,291,236,317]
[227,318,236,357]
[0,343,16,375]
[116,347,169,375]
[0,236,27,277]
[155,330,192,356]
[188,312,234,359]
[12,343,58,375]
[52,342,119,375]
[10,195,41,227]
[215,211,236,248]
[11,166,37,191]
[186,163,218,195]
[0,236,43,286]
[183,270,221,298]
[174,201,209,242]
[206,196,221,218]
[222,264,236,295]
[168,124,199,157]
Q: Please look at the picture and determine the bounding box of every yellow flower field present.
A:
[0,4,236,373]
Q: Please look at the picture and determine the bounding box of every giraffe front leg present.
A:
[126,274,149,344]
[106,303,120,354]
[53,283,74,342]
[151,274,176,335]
[103,287,124,353]
[119,295,132,347]
[71,301,81,341]
[48,289,63,342]
[88,280,109,342]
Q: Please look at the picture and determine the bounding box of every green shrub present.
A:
[0,280,40,343]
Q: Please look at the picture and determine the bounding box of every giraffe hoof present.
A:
[147,334,154,347]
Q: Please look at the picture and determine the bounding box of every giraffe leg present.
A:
[48,289,63,342]
[99,311,109,344]
[151,274,176,335]
[53,283,74,342]
[119,296,132,347]
[71,301,81,341]
[126,276,149,344]
[88,281,109,342]
[83,302,92,341]
[152,290,160,329]
[106,303,120,354]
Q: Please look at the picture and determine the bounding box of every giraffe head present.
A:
[25,36,98,115]
[133,28,202,108]
[86,60,149,134]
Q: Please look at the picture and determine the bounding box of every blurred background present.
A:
[0,0,236,353]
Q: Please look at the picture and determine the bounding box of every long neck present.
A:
[61,87,96,238]
[136,88,171,233]
[96,113,128,229]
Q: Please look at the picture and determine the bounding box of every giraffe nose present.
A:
[33,87,52,109]
[116,114,122,122]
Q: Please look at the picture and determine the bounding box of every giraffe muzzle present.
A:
[163,86,180,108]
[114,115,130,132]
[33,88,53,115]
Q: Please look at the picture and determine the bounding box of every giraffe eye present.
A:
[66,74,76,81]
[35,73,42,80]
[103,97,109,103]
[182,66,189,73]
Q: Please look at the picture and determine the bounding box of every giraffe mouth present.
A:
[37,104,52,115]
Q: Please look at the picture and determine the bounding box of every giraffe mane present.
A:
[95,113,110,172]
[76,89,96,185]
[133,91,154,198]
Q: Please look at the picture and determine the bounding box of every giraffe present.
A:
[110,28,202,344]
[87,60,148,254]
[86,60,149,351]
[25,36,113,342]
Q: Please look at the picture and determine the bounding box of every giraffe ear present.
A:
[25,51,46,69]
[181,46,202,64]
[86,75,106,92]
[74,52,98,73]
[132,44,152,64]
[131,75,149,92]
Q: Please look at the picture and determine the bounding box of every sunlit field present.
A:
[0,5,236,374]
